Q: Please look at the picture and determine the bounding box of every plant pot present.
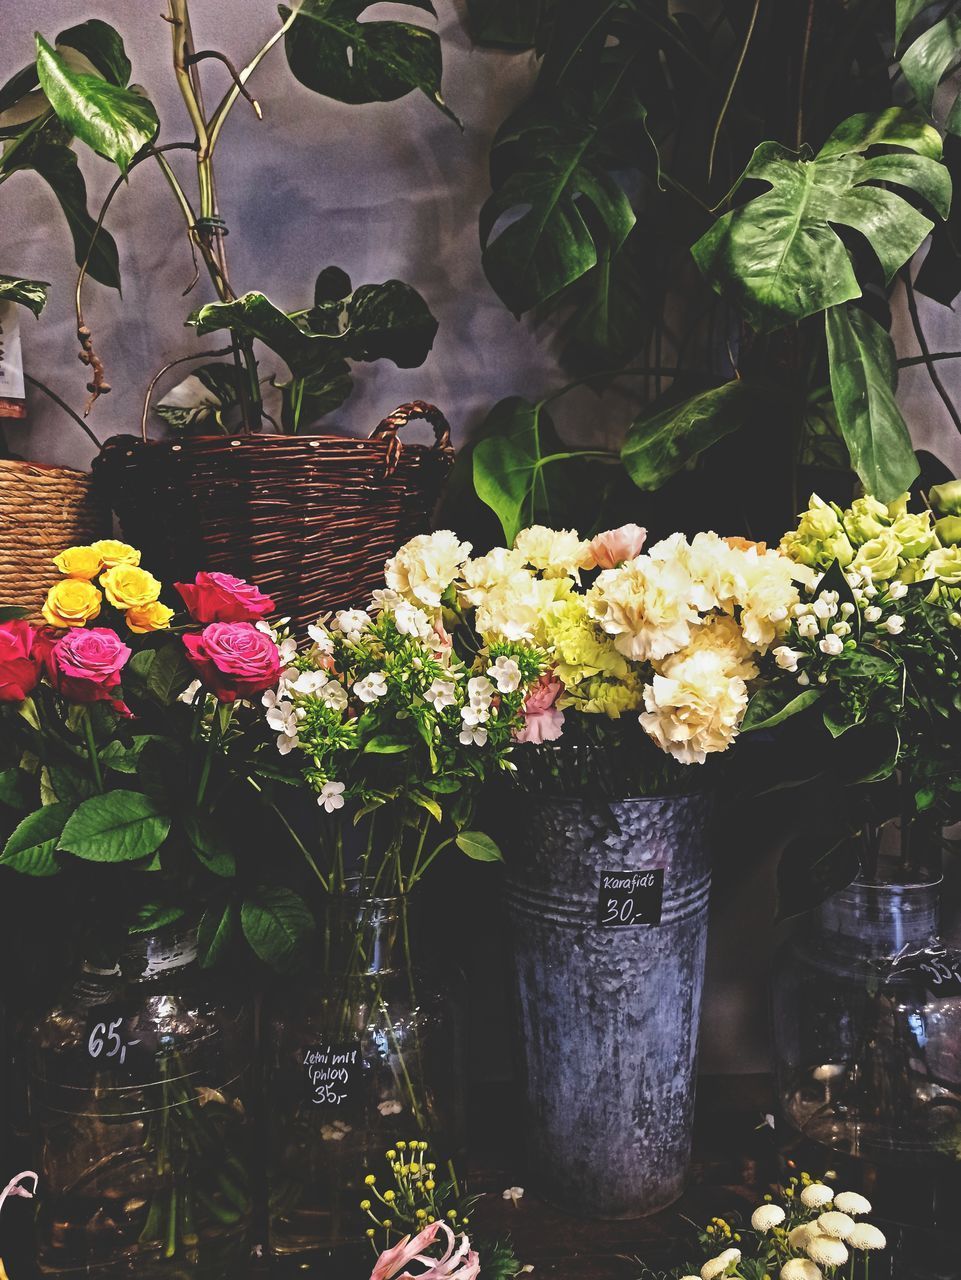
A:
[503,790,714,1218]
[0,459,109,621]
[92,404,454,631]
[263,891,466,1263]
[26,922,255,1278]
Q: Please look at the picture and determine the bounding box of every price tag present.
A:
[893,955,961,998]
[83,1005,155,1074]
[302,1043,363,1108]
[0,302,26,420]
[597,869,664,927]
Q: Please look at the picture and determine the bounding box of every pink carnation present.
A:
[584,523,647,570]
[515,672,565,744]
[175,571,274,623]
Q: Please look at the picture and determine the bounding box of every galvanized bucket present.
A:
[504,791,713,1217]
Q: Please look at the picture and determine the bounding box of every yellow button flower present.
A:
[125,601,175,634]
[42,579,102,628]
[90,539,141,568]
[100,564,162,610]
[52,546,103,580]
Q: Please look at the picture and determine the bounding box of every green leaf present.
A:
[146,642,195,706]
[155,363,239,432]
[0,768,31,811]
[915,133,961,304]
[692,109,949,332]
[241,887,315,971]
[741,687,823,733]
[480,102,638,315]
[777,831,860,921]
[411,792,443,822]
[189,292,338,379]
[455,830,503,862]
[0,274,49,317]
[19,141,121,289]
[56,20,132,86]
[897,0,936,48]
[363,736,410,754]
[825,305,920,504]
[98,735,158,775]
[45,762,96,805]
[198,902,236,968]
[59,790,170,863]
[901,9,961,134]
[0,803,71,876]
[278,364,352,430]
[338,280,438,367]
[183,813,236,878]
[621,380,757,491]
[35,34,158,175]
[282,0,457,123]
[129,903,184,934]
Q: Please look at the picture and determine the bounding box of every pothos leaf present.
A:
[0,274,50,317]
[155,363,239,432]
[692,108,950,332]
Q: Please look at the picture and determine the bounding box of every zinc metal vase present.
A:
[504,790,714,1218]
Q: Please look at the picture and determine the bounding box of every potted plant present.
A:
[1,4,459,630]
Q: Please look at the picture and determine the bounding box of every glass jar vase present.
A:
[773,877,961,1187]
[264,891,465,1266]
[27,922,255,1278]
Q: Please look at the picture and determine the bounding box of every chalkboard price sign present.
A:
[302,1042,363,1107]
[597,869,664,927]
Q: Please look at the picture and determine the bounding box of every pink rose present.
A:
[515,672,565,744]
[584,523,647,570]
[174,571,274,623]
[183,622,281,703]
[0,621,44,702]
[46,628,131,707]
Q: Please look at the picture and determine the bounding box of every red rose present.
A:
[46,628,132,707]
[0,620,44,702]
[174,571,274,623]
[183,622,281,703]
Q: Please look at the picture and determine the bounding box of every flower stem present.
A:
[80,708,103,792]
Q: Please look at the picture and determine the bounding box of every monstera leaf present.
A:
[898,1,961,134]
[692,109,951,332]
[0,274,50,318]
[281,0,457,122]
[825,304,919,503]
[480,98,639,316]
[35,34,158,175]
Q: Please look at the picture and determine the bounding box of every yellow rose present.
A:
[100,564,162,610]
[42,579,102,628]
[125,601,175,634]
[52,545,103,580]
[90,539,141,568]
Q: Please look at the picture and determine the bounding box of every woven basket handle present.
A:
[369,402,452,478]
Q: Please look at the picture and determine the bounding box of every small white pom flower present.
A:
[307,623,334,654]
[884,614,905,635]
[353,672,388,704]
[816,1211,855,1240]
[813,594,839,619]
[800,1183,834,1210]
[467,674,495,708]
[797,671,811,686]
[459,724,488,747]
[805,1234,848,1268]
[488,654,522,693]
[819,633,844,656]
[780,1262,822,1280]
[502,1186,524,1206]
[774,646,804,672]
[839,601,855,617]
[751,1203,786,1231]
[888,580,908,600]
[787,1223,814,1251]
[797,614,819,639]
[847,1223,886,1252]
[425,678,457,712]
[832,1191,871,1217]
[700,1249,741,1280]
[320,682,348,712]
[863,605,882,623]
[317,780,345,813]
[333,609,371,643]
[831,621,851,637]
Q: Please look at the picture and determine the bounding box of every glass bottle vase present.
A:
[264,891,465,1266]
[26,923,255,1278]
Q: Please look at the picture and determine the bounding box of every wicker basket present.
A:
[92,402,455,631]
[0,458,110,621]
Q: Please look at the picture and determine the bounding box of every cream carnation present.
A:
[385,530,472,608]
[639,649,748,764]
[673,612,759,680]
[832,1192,871,1217]
[587,556,699,662]
[458,547,529,608]
[805,1234,848,1268]
[700,1248,741,1280]
[737,548,801,648]
[476,574,571,643]
[514,525,591,578]
[751,1203,786,1231]
[800,1183,834,1210]
[846,1223,886,1252]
